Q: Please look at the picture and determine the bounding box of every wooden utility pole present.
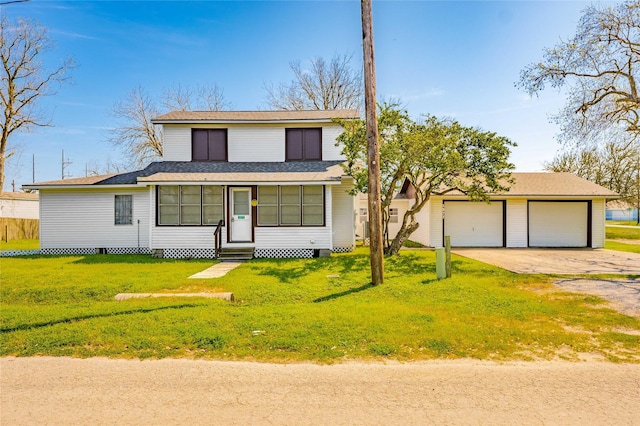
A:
[361,0,384,285]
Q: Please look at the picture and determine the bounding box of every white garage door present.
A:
[529,202,588,247]
[444,201,504,247]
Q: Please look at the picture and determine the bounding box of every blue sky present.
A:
[2,0,599,190]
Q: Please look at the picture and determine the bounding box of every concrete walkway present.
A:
[2,357,639,425]
[188,261,244,279]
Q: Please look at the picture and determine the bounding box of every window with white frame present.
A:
[359,207,368,222]
[257,185,324,226]
[389,208,399,223]
[114,195,133,225]
[157,185,224,226]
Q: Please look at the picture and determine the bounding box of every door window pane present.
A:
[233,190,250,215]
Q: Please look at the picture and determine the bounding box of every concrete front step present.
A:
[218,248,254,261]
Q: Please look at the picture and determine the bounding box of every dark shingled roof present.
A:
[27,161,346,187]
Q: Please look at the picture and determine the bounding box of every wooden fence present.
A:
[1,218,39,241]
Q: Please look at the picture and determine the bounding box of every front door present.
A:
[230,187,252,242]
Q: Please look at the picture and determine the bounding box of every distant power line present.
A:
[0,0,30,5]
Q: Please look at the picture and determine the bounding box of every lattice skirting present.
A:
[40,247,152,255]
[254,248,314,258]
[161,248,216,259]
[332,246,354,253]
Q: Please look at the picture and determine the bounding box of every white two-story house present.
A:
[25,110,359,258]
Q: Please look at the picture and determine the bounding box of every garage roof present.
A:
[505,172,618,197]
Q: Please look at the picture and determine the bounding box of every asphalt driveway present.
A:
[451,248,640,274]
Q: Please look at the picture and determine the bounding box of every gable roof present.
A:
[428,172,618,198]
[504,172,617,197]
[24,161,346,188]
[152,110,360,123]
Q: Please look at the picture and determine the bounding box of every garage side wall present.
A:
[506,199,527,247]
[410,199,430,246]
[429,197,443,247]
[592,198,605,248]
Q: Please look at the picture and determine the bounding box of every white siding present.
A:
[411,200,430,246]
[506,199,527,247]
[161,123,346,163]
[0,198,39,219]
[429,197,443,247]
[40,188,150,249]
[228,127,284,162]
[255,228,331,249]
[331,178,356,248]
[592,198,606,248]
[322,124,346,161]
[162,127,191,161]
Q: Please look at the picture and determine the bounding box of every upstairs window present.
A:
[192,129,227,161]
[285,128,322,161]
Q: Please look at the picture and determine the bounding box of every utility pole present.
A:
[32,154,35,183]
[61,150,72,179]
[361,0,384,285]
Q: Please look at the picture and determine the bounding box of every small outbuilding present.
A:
[359,172,618,249]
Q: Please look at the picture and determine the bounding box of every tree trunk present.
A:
[385,221,420,256]
[361,0,384,285]
[0,155,5,192]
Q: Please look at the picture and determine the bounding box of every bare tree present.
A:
[265,52,364,111]
[160,83,232,112]
[110,84,232,168]
[110,86,163,169]
[0,15,74,190]
[518,1,640,147]
[544,141,640,207]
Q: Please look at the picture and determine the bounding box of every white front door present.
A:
[230,188,252,242]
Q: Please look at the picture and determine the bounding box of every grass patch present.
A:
[606,226,640,240]
[605,241,640,254]
[0,239,39,251]
[607,220,639,227]
[403,240,426,248]
[1,249,639,362]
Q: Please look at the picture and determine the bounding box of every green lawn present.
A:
[0,239,39,251]
[607,220,639,226]
[606,225,640,241]
[1,249,639,362]
[605,241,640,254]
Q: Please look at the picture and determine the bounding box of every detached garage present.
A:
[426,172,617,249]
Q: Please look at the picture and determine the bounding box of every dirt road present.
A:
[2,357,639,425]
